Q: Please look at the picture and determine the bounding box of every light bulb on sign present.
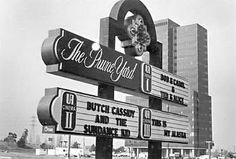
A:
[92,43,101,51]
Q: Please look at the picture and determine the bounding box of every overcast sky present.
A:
[0,0,235,151]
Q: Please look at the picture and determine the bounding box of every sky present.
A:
[0,0,236,151]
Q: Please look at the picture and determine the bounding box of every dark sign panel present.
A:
[61,92,77,130]
[42,28,142,91]
[141,109,152,138]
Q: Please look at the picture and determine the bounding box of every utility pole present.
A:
[83,137,85,156]
[68,135,71,159]
[29,116,36,145]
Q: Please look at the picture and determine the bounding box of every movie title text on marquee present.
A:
[140,108,189,143]
[141,64,189,106]
[39,88,139,138]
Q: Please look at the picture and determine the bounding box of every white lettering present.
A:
[65,112,73,129]
[66,94,74,105]
[59,38,138,83]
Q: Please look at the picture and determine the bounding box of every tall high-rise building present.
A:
[155,18,212,156]
[125,19,212,157]
[154,19,179,74]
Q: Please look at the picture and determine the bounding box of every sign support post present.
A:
[95,17,116,159]
[148,95,162,159]
[148,26,163,159]
[107,1,164,158]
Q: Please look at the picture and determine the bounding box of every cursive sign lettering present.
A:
[60,38,137,83]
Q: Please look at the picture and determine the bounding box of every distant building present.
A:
[125,19,212,157]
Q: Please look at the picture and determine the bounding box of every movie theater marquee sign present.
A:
[38,0,190,144]
[38,28,189,143]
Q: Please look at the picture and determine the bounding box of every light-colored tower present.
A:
[155,19,212,156]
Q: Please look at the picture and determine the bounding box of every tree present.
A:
[227,152,235,158]
[113,146,125,153]
[89,144,96,152]
[212,149,220,157]
[40,143,48,150]
[4,132,17,143]
[17,129,28,148]
[40,143,54,149]
[71,141,80,148]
